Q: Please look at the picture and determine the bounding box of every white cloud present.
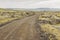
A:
[0,0,48,2]
[0,0,60,8]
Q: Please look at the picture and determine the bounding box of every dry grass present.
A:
[39,24,60,40]
[38,11,60,40]
[0,8,35,26]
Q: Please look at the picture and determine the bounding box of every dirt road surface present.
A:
[0,15,41,40]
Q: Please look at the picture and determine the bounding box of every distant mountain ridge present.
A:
[1,8,60,11]
[29,8,60,11]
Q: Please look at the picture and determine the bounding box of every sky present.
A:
[0,0,60,8]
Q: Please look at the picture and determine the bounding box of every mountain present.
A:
[29,8,60,11]
[1,8,60,11]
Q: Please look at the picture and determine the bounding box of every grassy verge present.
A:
[0,9,35,26]
[38,11,60,40]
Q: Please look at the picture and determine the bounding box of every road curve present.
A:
[0,15,40,40]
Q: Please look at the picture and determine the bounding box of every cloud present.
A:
[27,0,60,8]
[0,0,48,2]
[0,0,60,8]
